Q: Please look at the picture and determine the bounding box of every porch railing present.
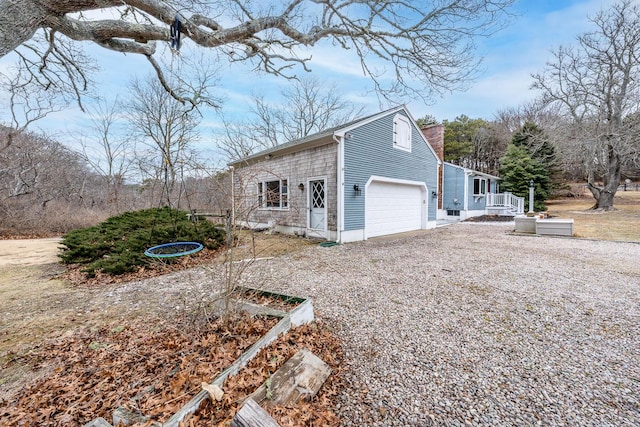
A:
[486,192,524,214]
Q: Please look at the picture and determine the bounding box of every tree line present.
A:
[1,0,639,236]
[428,1,640,211]
[0,123,229,236]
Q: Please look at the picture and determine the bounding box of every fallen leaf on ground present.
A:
[202,383,224,401]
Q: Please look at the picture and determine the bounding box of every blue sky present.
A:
[417,0,614,122]
[0,0,614,156]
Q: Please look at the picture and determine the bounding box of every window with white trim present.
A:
[258,179,288,209]
[393,114,412,152]
[473,177,487,196]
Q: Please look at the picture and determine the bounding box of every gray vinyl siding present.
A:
[443,163,500,212]
[343,111,438,231]
[443,163,465,211]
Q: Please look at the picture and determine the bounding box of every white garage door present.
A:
[365,181,424,238]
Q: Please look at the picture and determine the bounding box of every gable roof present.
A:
[444,161,501,180]
[228,105,440,166]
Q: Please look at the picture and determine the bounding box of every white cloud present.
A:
[407,0,616,122]
[305,44,370,78]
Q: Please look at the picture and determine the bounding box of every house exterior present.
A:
[440,162,501,220]
[229,106,441,243]
[418,123,522,220]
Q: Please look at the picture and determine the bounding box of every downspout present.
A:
[463,170,470,213]
[333,133,344,244]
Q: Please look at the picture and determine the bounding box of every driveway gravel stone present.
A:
[256,223,639,426]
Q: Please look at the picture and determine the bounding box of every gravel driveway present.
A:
[255,222,639,426]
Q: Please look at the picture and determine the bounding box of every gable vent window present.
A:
[393,113,412,152]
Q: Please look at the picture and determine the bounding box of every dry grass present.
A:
[0,231,320,403]
[0,202,110,238]
[546,188,640,242]
[231,229,318,260]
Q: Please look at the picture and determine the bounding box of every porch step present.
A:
[486,207,518,216]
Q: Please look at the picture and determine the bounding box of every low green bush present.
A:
[59,207,225,276]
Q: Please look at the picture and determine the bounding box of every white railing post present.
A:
[486,192,525,214]
[516,196,524,214]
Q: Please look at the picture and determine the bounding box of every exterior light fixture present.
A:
[298,183,304,191]
[353,184,362,196]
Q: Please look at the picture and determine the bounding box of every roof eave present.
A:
[228,134,336,167]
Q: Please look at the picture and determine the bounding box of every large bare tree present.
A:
[0,0,514,106]
[77,98,136,212]
[217,76,364,160]
[532,0,640,210]
[127,74,202,207]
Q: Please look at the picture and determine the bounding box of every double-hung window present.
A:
[473,177,487,196]
[258,179,288,209]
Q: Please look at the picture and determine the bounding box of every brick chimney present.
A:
[421,123,445,209]
[420,123,444,161]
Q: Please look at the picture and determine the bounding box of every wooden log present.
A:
[231,398,280,427]
[250,348,331,407]
[164,316,292,427]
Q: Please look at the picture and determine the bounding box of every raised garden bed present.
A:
[1,289,337,427]
[1,312,276,426]
[514,215,574,237]
[163,289,314,427]
[536,218,574,236]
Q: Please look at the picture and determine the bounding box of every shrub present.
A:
[59,207,225,276]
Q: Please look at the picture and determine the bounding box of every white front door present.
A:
[308,179,327,236]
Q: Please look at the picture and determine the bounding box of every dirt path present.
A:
[0,238,63,267]
[0,238,78,398]
[0,237,182,361]
[0,238,206,401]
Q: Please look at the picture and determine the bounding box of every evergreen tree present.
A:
[512,122,562,189]
[499,144,551,211]
[443,115,489,166]
[416,114,439,127]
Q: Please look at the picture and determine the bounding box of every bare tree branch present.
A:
[216,76,365,161]
[1,0,515,106]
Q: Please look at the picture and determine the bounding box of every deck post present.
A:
[528,180,535,213]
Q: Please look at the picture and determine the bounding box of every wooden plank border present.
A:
[163,292,314,427]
